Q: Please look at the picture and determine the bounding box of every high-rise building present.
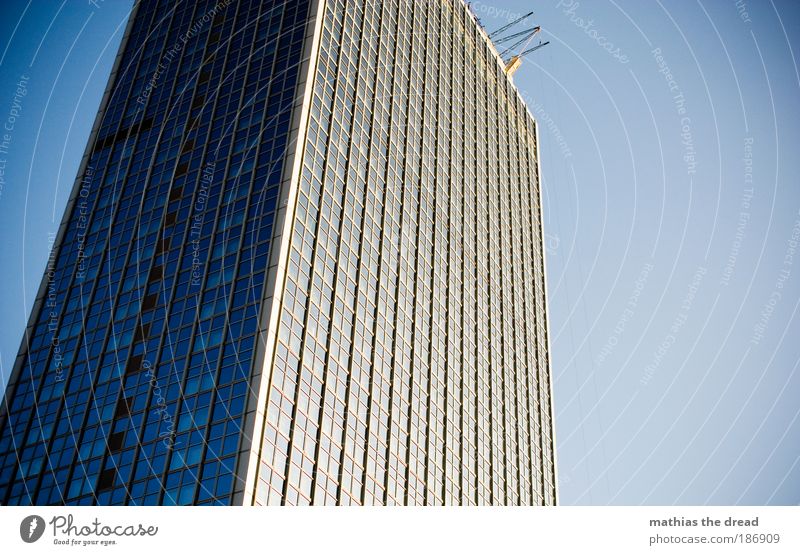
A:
[0,0,556,506]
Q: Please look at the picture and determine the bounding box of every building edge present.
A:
[461,0,558,505]
[0,1,142,432]
[234,0,326,506]
[534,119,558,505]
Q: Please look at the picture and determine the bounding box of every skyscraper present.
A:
[0,0,556,506]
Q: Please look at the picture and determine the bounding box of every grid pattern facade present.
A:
[0,0,312,505]
[1,0,555,507]
[253,0,555,505]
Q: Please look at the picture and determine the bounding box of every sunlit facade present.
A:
[0,0,555,506]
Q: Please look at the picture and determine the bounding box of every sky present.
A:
[0,0,799,506]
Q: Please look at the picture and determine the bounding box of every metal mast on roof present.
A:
[487,11,533,39]
[487,11,550,77]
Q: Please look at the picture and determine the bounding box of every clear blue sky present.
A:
[1,0,798,505]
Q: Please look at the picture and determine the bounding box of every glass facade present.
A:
[0,0,555,506]
[0,0,313,505]
[251,0,555,505]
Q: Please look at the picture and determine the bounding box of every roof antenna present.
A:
[503,26,549,77]
[488,11,533,38]
[486,11,550,78]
